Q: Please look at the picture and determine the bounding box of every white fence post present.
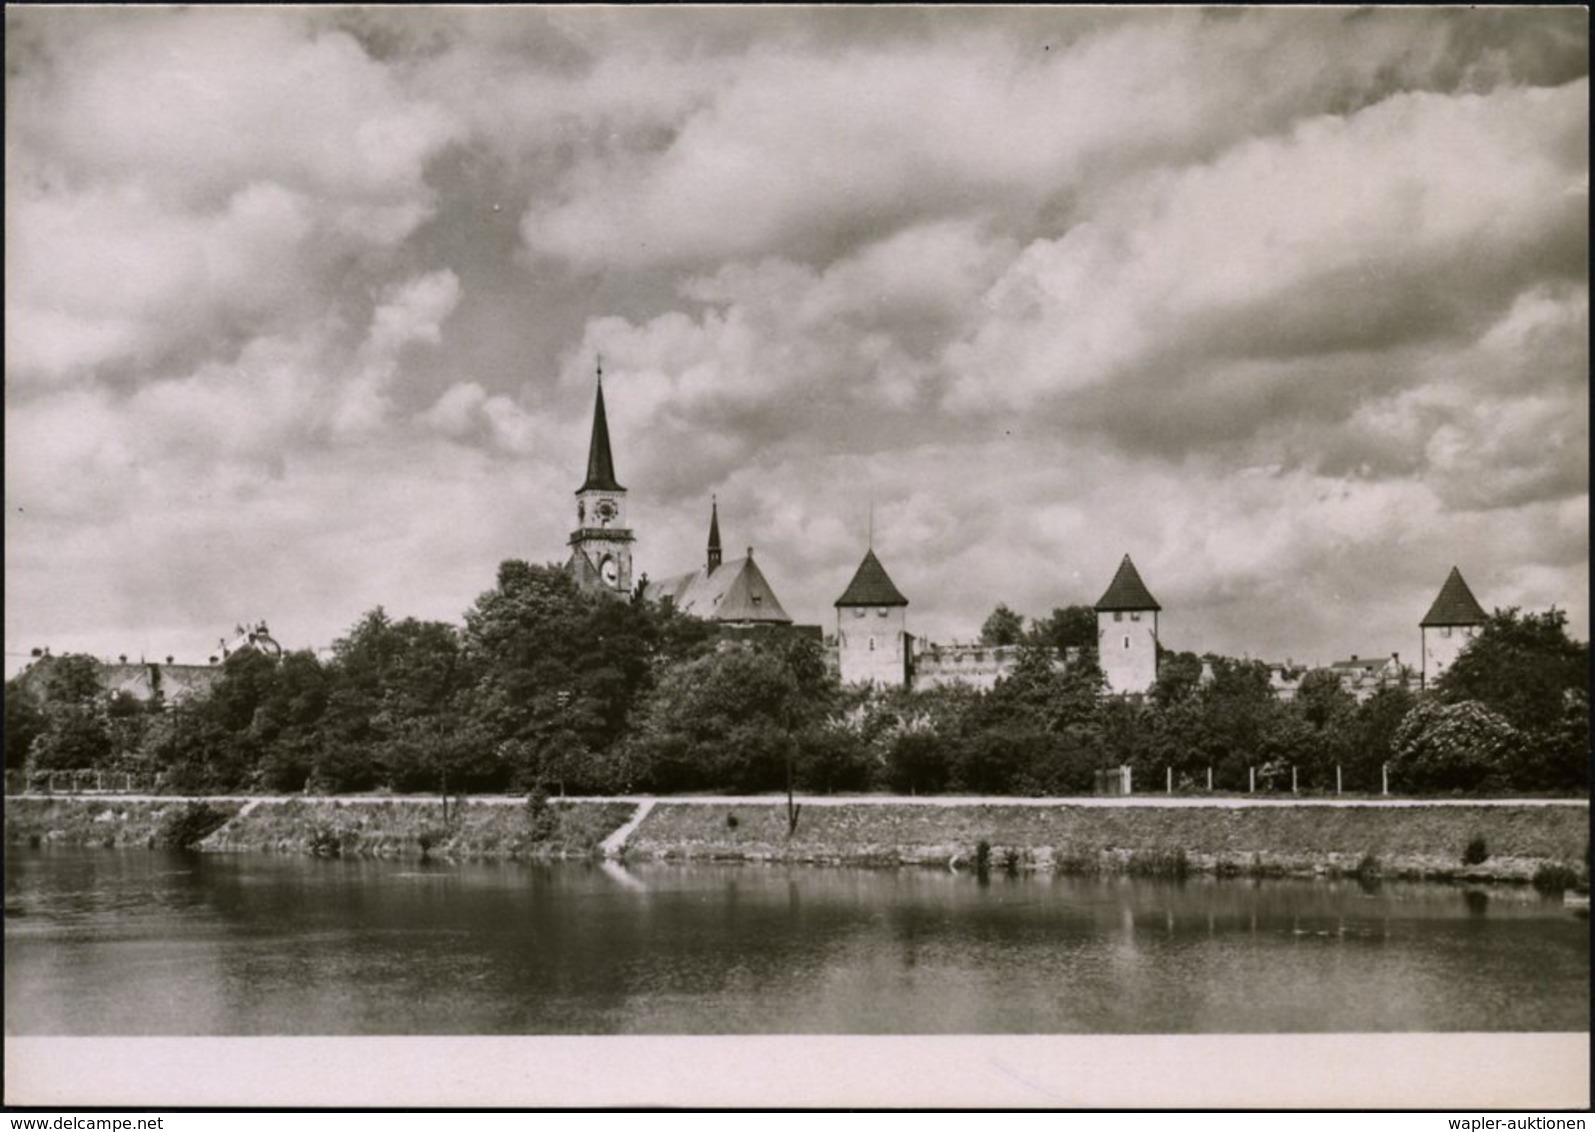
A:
[1249,766,1256,794]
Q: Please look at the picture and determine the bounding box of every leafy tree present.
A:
[1295,669,1356,732]
[979,604,1026,647]
[1434,608,1588,794]
[5,679,47,771]
[1286,669,1358,787]
[793,718,873,794]
[1026,605,1098,654]
[36,654,105,706]
[1436,608,1587,734]
[1143,696,1210,786]
[1390,699,1521,794]
[22,654,114,774]
[1521,687,1590,793]
[313,608,470,793]
[247,650,330,792]
[619,638,828,793]
[1194,657,1276,788]
[26,701,113,772]
[951,642,1105,795]
[206,648,281,733]
[885,730,954,795]
[1257,708,1317,792]
[871,684,976,795]
[1151,650,1204,708]
[461,560,709,791]
[1348,684,1417,791]
[141,699,246,793]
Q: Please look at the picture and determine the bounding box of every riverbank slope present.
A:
[5,794,1587,882]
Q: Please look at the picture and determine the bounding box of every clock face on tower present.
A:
[600,555,619,586]
[596,498,617,526]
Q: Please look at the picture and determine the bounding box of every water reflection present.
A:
[4,847,1587,1036]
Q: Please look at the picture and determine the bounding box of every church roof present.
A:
[1094,554,1161,612]
[1421,567,1488,627]
[834,548,908,607]
[577,379,624,493]
[642,553,792,624]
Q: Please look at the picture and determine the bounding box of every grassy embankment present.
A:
[4,796,633,862]
[3,797,245,851]
[5,795,1588,884]
[622,800,1591,883]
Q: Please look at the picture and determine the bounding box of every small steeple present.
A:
[707,495,723,573]
[578,360,624,493]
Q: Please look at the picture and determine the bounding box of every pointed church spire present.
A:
[707,495,723,572]
[578,362,624,493]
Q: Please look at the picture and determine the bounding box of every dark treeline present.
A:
[5,564,1588,797]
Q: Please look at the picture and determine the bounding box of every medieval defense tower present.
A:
[1420,566,1487,688]
[1095,554,1161,695]
[834,547,910,688]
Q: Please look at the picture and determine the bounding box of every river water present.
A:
[4,846,1587,1035]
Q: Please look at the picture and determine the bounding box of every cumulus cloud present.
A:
[6,8,457,386]
[4,6,1587,673]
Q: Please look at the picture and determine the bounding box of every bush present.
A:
[1353,852,1382,888]
[416,826,449,860]
[309,823,344,857]
[525,787,558,842]
[1462,836,1490,866]
[1127,847,1191,879]
[158,802,232,850]
[1531,863,1583,894]
[1390,700,1520,793]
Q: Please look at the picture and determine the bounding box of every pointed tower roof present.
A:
[1421,567,1488,626]
[707,497,722,562]
[1094,554,1161,612]
[835,548,909,607]
[577,375,624,493]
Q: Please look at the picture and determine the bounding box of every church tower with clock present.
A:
[567,368,634,598]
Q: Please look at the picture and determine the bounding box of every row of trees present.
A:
[5,565,1588,798]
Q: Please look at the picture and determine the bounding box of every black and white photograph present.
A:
[3,5,1589,1111]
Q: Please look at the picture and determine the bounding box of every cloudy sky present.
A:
[5,6,1588,675]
